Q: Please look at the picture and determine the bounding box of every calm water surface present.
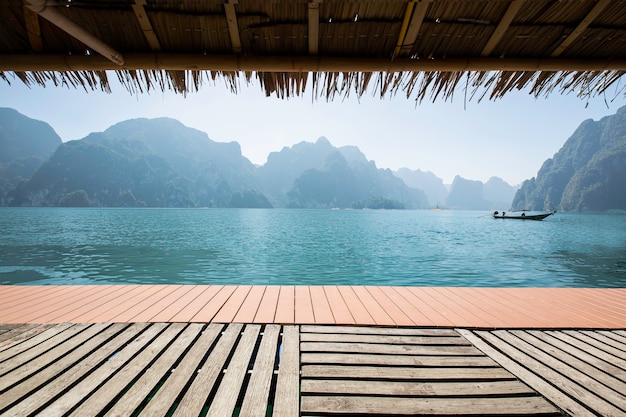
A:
[1,208,625,287]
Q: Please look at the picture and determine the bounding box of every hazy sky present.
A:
[1,73,625,185]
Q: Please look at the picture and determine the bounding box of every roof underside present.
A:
[1,0,626,102]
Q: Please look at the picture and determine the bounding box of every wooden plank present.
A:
[41,285,129,323]
[350,286,395,326]
[239,324,280,417]
[469,330,623,416]
[0,286,79,318]
[492,329,626,414]
[0,323,86,376]
[336,286,374,325]
[0,324,55,350]
[4,323,134,416]
[173,323,243,416]
[547,330,626,372]
[300,332,470,346]
[301,352,498,367]
[104,323,204,416]
[137,323,223,416]
[301,342,482,356]
[301,365,514,380]
[528,330,626,384]
[274,286,295,324]
[294,286,314,323]
[0,323,112,409]
[210,285,252,323]
[364,286,414,326]
[148,284,202,322]
[206,324,261,417]
[301,396,559,415]
[563,330,626,361]
[109,285,183,322]
[301,379,536,396]
[0,285,90,323]
[129,284,192,322]
[309,286,334,324]
[512,330,626,402]
[43,323,166,416]
[253,286,280,323]
[579,329,626,351]
[394,287,453,327]
[170,285,224,322]
[83,285,160,322]
[300,325,458,337]
[69,323,186,416]
[233,286,266,323]
[322,286,354,325]
[272,325,299,417]
[379,286,434,326]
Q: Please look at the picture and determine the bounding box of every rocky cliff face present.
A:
[512,106,626,212]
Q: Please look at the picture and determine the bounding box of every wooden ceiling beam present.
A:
[132,0,161,51]
[3,53,625,73]
[24,0,124,65]
[550,0,611,57]
[22,5,43,52]
[394,0,431,59]
[481,0,524,57]
[308,1,320,55]
[224,0,242,54]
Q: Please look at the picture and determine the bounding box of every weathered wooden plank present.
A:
[4,323,134,416]
[300,332,470,345]
[472,330,624,416]
[137,323,224,416]
[42,323,166,416]
[173,323,243,416]
[301,379,536,396]
[597,329,626,345]
[300,352,498,367]
[0,323,99,390]
[515,330,626,397]
[494,330,626,414]
[69,323,186,416]
[301,341,482,356]
[300,396,560,415]
[0,322,72,357]
[0,324,51,347]
[239,324,280,417]
[206,324,261,417]
[104,323,204,417]
[272,325,299,417]
[0,323,113,410]
[579,329,626,352]
[300,324,458,337]
[301,365,514,380]
[547,330,626,371]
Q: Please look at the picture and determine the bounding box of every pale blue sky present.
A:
[1,73,624,185]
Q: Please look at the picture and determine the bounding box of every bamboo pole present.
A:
[2,54,626,73]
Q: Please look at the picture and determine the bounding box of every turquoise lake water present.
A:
[1,207,625,287]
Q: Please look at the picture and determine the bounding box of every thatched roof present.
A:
[1,0,625,102]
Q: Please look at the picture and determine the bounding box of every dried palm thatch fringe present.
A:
[1,68,625,103]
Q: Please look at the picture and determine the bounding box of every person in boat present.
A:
[521,212,525,217]
[494,211,499,216]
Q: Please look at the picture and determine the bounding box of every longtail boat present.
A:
[492,210,556,220]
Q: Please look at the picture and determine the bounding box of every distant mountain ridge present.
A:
[0,108,538,210]
[513,105,626,211]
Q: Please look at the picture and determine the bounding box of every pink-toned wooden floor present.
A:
[1,285,625,328]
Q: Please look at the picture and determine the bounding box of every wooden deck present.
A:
[1,323,626,416]
[1,285,626,416]
[1,285,626,328]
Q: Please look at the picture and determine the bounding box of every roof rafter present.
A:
[132,0,161,51]
[393,0,431,59]
[224,0,242,54]
[24,0,124,65]
[308,0,320,55]
[22,5,43,52]
[481,0,524,57]
[550,0,611,57]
